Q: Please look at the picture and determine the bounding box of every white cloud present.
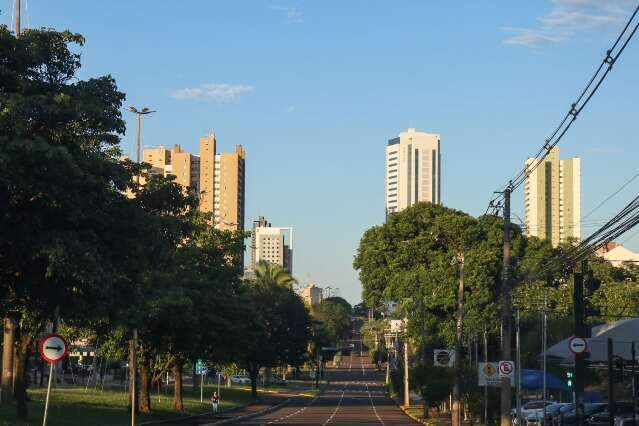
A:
[271,5,304,23]
[503,0,633,47]
[172,84,254,102]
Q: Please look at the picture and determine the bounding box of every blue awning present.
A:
[521,369,569,391]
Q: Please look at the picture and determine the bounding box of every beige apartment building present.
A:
[385,128,441,217]
[142,132,245,231]
[524,146,580,247]
[144,145,200,193]
[299,284,323,306]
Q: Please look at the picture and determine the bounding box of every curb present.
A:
[398,405,429,425]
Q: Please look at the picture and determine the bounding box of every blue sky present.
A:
[7,1,639,304]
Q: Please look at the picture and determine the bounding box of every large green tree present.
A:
[0,26,148,418]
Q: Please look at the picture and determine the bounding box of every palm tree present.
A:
[253,262,296,288]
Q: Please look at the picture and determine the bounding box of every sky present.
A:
[5,0,639,304]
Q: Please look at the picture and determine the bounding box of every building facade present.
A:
[299,284,323,306]
[142,144,200,193]
[524,146,581,247]
[385,128,441,216]
[142,132,245,231]
[253,224,293,274]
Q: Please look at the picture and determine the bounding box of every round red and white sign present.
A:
[39,334,69,363]
[568,336,588,355]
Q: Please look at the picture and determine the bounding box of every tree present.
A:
[254,262,297,288]
[0,26,143,418]
[240,273,311,397]
[313,299,352,345]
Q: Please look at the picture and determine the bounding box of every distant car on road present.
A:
[231,375,250,385]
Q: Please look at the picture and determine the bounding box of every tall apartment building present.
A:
[524,146,581,247]
[253,224,293,274]
[198,134,246,230]
[143,144,200,193]
[142,133,245,231]
[385,128,441,216]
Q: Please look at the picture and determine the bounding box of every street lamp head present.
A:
[128,106,156,115]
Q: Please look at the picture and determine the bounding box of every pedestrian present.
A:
[211,391,220,413]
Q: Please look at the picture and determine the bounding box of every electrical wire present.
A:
[487,3,639,215]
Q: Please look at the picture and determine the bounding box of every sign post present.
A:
[39,334,69,426]
[196,359,207,403]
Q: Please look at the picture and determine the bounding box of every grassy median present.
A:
[0,383,256,426]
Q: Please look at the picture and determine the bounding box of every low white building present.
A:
[597,243,639,267]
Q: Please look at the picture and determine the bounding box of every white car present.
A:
[512,401,557,425]
[231,375,251,385]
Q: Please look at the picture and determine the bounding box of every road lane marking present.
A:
[264,394,321,425]
[322,389,345,425]
[366,383,385,425]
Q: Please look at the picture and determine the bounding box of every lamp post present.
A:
[128,106,156,185]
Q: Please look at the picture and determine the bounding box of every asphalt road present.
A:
[230,339,417,426]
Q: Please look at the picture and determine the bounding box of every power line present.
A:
[487,4,639,215]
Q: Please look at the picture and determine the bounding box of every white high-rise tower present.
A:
[385,128,441,216]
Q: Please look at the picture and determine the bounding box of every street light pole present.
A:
[128,106,156,185]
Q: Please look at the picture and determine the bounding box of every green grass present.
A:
[0,383,258,426]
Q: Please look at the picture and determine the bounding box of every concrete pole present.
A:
[403,340,409,407]
[453,253,465,426]
[15,0,20,38]
[500,187,512,426]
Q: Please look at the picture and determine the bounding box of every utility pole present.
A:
[484,327,488,426]
[516,309,522,424]
[542,295,548,424]
[608,339,615,426]
[574,265,586,426]
[632,342,636,426]
[453,253,465,426]
[15,0,21,38]
[500,186,512,426]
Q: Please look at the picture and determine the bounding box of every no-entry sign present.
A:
[568,336,588,355]
[39,334,69,363]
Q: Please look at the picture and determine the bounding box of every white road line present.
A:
[264,394,321,425]
[322,389,345,425]
[366,383,386,425]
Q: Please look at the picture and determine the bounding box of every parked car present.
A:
[526,404,572,426]
[268,376,287,386]
[561,403,607,425]
[587,402,636,426]
[513,401,557,424]
[231,375,251,385]
[616,414,639,426]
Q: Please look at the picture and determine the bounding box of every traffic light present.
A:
[566,371,574,389]
[584,270,601,294]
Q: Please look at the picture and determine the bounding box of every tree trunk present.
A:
[15,334,32,420]
[128,338,138,414]
[172,363,184,411]
[1,315,17,403]
[452,253,465,426]
[248,364,259,398]
[138,345,151,413]
[264,367,271,388]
